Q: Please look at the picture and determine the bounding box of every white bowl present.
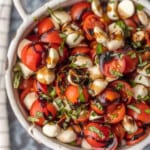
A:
[5,0,150,150]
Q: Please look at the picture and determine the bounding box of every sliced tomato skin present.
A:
[71,47,90,56]
[83,14,105,40]
[74,111,89,124]
[103,58,126,78]
[21,43,44,71]
[109,80,133,104]
[19,77,34,90]
[38,17,54,35]
[84,123,113,147]
[45,103,57,118]
[70,1,91,21]
[41,30,62,45]
[106,103,126,124]
[91,102,104,115]
[128,102,150,124]
[30,100,45,126]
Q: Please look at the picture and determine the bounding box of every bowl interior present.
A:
[6,0,150,150]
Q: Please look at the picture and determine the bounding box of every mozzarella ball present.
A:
[81,139,92,150]
[137,10,149,26]
[92,0,103,17]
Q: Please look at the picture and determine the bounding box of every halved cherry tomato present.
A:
[44,103,57,118]
[91,101,104,115]
[106,103,126,124]
[71,47,90,56]
[21,43,44,71]
[128,102,150,124]
[123,50,138,73]
[41,30,62,45]
[109,80,133,104]
[126,128,148,145]
[38,17,54,35]
[103,58,126,78]
[84,123,113,147]
[74,110,89,124]
[30,100,45,126]
[70,1,91,21]
[141,50,150,61]
[124,19,137,33]
[65,85,89,104]
[19,77,34,90]
[83,14,105,40]
[112,123,125,142]
[33,80,48,94]
[101,88,120,102]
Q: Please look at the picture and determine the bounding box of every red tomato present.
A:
[126,128,148,145]
[30,100,45,126]
[33,80,48,94]
[27,35,39,42]
[91,102,104,115]
[70,1,91,21]
[20,88,31,102]
[19,77,34,90]
[74,111,89,124]
[65,85,89,104]
[103,58,126,78]
[128,102,150,124]
[83,14,105,40]
[21,43,44,71]
[106,103,126,124]
[101,88,120,102]
[124,19,137,33]
[41,30,62,45]
[44,103,57,118]
[71,47,90,56]
[112,123,125,141]
[123,50,138,73]
[109,80,133,104]
[84,123,113,147]
[38,17,54,35]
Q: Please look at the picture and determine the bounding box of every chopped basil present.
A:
[48,7,61,23]
[110,69,123,77]
[146,67,150,74]
[136,4,144,11]
[137,95,150,101]
[89,126,105,139]
[96,43,103,55]
[13,64,22,89]
[127,105,141,114]
[36,111,43,118]
[138,56,148,67]
[49,87,56,97]
[78,86,85,103]
[126,90,133,97]
[116,82,124,90]
[127,51,136,59]
[59,33,67,39]
[58,38,65,57]
[27,116,39,123]
[32,16,38,21]
[109,0,115,4]
[145,109,150,114]
[91,111,98,117]
[132,41,142,49]
[129,80,136,87]
[73,34,80,42]
[116,20,126,30]
[110,113,117,119]
[40,93,51,101]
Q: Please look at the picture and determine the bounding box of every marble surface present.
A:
[7,0,150,150]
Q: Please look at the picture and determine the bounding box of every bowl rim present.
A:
[5,0,150,150]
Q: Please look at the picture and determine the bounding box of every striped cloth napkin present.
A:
[0,0,12,150]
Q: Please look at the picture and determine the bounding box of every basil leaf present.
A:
[116,20,126,30]
[96,43,103,55]
[136,4,144,11]
[78,86,85,103]
[127,105,141,114]
[27,116,39,123]
[145,109,150,114]
[89,126,105,139]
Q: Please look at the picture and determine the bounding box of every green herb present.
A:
[116,20,126,30]
[78,86,85,103]
[109,0,115,4]
[116,82,124,90]
[36,111,43,118]
[89,126,105,139]
[146,67,150,74]
[96,43,103,55]
[59,33,67,39]
[127,51,136,59]
[32,16,38,21]
[110,69,123,77]
[136,4,144,11]
[73,34,80,42]
[49,87,56,97]
[48,7,61,23]
[27,116,39,123]
[58,39,65,57]
[13,64,22,89]
[40,93,51,100]
[126,90,133,96]
[91,111,97,117]
[129,80,137,87]
[138,56,148,67]
[132,41,142,49]
[110,113,117,119]
[93,102,103,111]
[127,105,141,114]
[145,109,150,114]
[137,95,150,101]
